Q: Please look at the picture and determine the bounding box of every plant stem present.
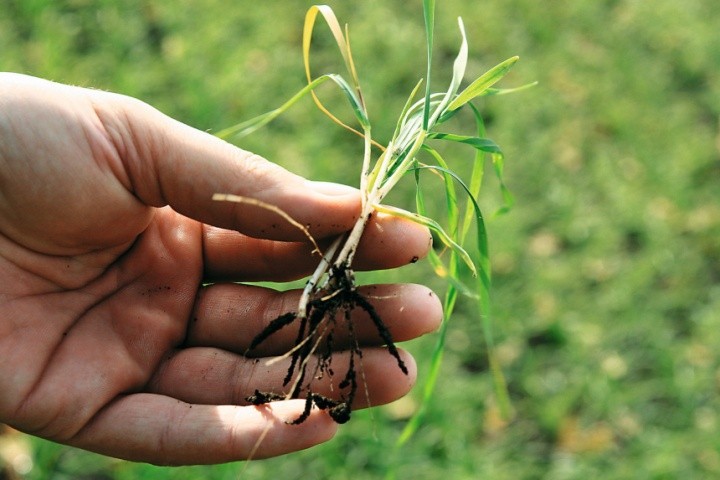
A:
[297,123,428,319]
[297,235,343,318]
[333,201,375,270]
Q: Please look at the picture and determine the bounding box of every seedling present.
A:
[215,2,532,429]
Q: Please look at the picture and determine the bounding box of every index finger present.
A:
[90,88,363,242]
[203,211,432,282]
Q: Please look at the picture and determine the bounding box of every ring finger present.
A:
[185,282,442,357]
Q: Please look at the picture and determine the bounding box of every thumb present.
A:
[97,91,361,241]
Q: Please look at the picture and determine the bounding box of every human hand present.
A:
[0,73,441,465]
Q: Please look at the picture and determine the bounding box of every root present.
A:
[246,265,407,424]
[350,292,407,374]
[247,312,297,353]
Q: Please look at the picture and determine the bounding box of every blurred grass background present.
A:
[1,0,719,478]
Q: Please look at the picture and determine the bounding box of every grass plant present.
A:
[215,3,529,430]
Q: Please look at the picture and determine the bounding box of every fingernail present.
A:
[306,181,358,197]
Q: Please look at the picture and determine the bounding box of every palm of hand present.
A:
[1,205,202,440]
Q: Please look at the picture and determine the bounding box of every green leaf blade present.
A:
[446,55,519,112]
[427,132,503,154]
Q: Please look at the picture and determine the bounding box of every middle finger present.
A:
[185,283,442,356]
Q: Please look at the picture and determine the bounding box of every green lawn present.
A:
[2,0,719,478]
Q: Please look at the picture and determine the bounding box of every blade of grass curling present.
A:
[415,153,490,289]
[303,5,372,143]
[301,4,379,203]
[422,0,435,129]
[303,5,362,98]
[219,5,382,144]
[428,119,512,412]
[416,150,478,302]
[412,165,477,299]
